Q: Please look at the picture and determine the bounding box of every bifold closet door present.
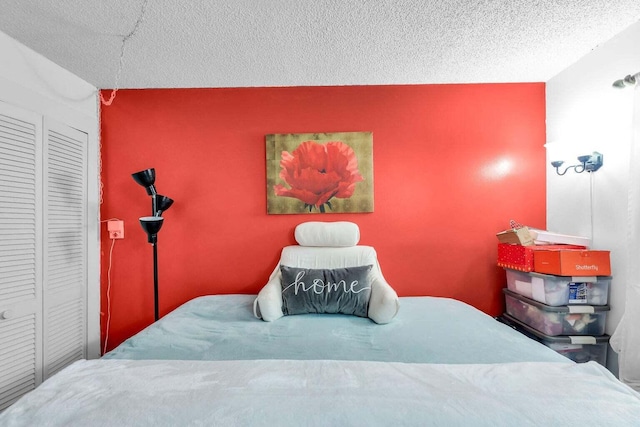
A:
[0,101,43,411]
[42,119,88,379]
[0,104,89,410]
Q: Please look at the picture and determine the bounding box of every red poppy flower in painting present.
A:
[274,141,364,212]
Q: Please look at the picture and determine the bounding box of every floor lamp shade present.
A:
[132,168,157,195]
[155,195,174,216]
[139,216,164,243]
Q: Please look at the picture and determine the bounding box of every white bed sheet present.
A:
[2,359,639,427]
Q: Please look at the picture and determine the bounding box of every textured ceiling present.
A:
[1,0,640,89]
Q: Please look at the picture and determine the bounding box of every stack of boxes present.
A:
[496,227,612,366]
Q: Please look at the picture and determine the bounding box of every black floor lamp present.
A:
[132,168,174,321]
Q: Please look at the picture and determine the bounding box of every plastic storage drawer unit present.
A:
[505,269,610,306]
[502,314,609,366]
[503,289,609,336]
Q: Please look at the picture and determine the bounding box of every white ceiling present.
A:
[1,0,640,89]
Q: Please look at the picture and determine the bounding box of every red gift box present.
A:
[497,243,586,272]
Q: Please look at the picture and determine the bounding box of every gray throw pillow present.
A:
[280,265,373,317]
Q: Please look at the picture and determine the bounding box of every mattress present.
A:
[104,294,570,364]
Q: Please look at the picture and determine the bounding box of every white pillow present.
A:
[368,277,400,324]
[294,221,360,247]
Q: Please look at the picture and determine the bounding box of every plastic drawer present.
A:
[503,314,609,365]
[505,269,610,306]
[503,289,609,336]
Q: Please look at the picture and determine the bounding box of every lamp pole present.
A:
[152,238,159,321]
[139,216,164,322]
[151,193,159,321]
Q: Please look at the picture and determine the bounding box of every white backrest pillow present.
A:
[294,221,360,247]
[254,245,399,324]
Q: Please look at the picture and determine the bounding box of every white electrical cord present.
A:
[99,218,121,354]
[102,237,116,355]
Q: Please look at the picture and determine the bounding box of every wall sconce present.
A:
[612,72,639,88]
[132,168,174,321]
[550,152,603,176]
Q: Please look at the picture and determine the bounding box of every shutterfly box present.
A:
[497,243,586,272]
[533,249,611,277]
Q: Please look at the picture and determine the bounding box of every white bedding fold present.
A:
[2,359,639,427]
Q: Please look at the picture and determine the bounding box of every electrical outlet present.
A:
[107,220,125,239]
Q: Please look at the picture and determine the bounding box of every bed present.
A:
[2,222,640,426]
[3,294,640,426]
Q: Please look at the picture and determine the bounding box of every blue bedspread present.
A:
[105,295,569,364]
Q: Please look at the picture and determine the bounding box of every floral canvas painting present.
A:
[266,132,373,214]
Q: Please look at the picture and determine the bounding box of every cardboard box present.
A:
[533,249,611,276]
[497,243,586,272]
[496,227,535,246]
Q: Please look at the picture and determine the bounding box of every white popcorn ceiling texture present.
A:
[1,0,640,89]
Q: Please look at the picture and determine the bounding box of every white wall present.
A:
[0,30,101,359]
[546,20,640,375]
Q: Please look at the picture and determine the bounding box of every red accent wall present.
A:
[100,84,546,352]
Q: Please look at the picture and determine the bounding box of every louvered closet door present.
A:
[42,119,88,378]
[0,102,43,411]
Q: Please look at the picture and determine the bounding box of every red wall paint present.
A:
[100,84,546,352]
